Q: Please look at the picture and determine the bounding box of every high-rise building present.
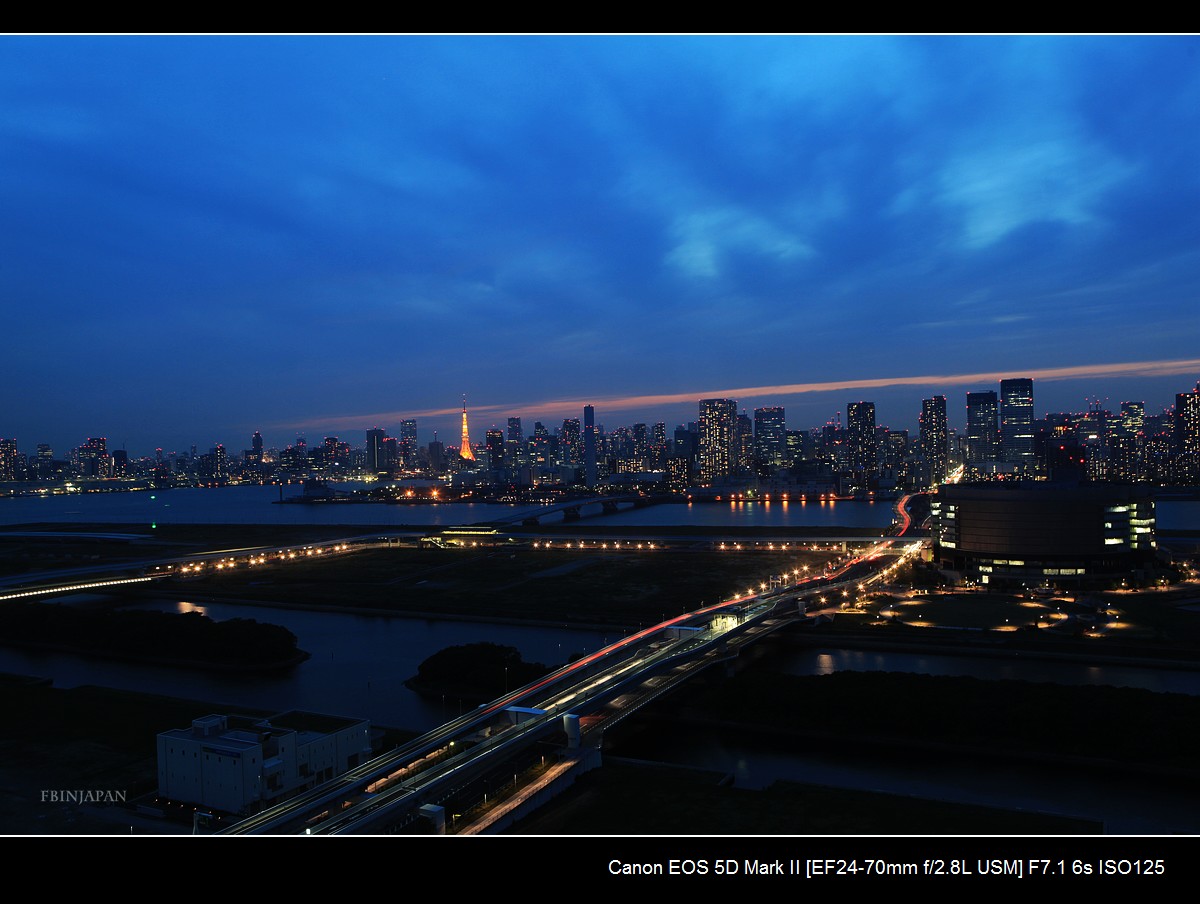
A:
[76,437,110,478]
[459,397,475,462]
[559,418,580,468]
[846,402,877,475]
[0,439,18,481]
[530,422,550,466]
[736,412,753,472]
[698,398,737,484]
[584,406,597,487]
[398,419,418,469]
[1175,383,1200,485]
[1000,378,1035,468]
[1120,401,1145,437]
[753,407,786,469]
[649,422,667,469]
[428,432,445,473]
[366,428,387,474]
[965,391,1000,465]
[486,428,505,469]
[920,396,948,486]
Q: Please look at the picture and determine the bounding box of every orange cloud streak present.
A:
[284,357,1200,434]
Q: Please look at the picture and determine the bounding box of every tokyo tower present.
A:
[459,395,475,461]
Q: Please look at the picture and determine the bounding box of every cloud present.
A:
[284,357,1200,435]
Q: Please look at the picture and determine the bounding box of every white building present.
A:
[157,711,372,815]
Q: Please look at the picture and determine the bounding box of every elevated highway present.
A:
[221,502,926,835]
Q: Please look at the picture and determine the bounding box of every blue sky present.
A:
[3,35,1199,455]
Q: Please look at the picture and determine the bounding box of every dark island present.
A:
[0,602,307,671]
[405,642,551,703]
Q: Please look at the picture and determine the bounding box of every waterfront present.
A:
[4,486,1200,835]
[3,484,1197,531]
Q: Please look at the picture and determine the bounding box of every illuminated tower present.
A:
[699,398,737,484]
[584,405,597,487]
[1000,378,1035,468]
[847,401,877,475]
[459,396,475,461]
[920,396,948,486]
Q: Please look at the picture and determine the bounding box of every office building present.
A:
[699,398,737,484]
[847,401,877,475]
[920,396,948,486]
[584,405,597,487]
[1176,383,1200,485]
[366,428,387,474]
[1000,378,1035,468]
[753,407,786,469]
[965,391,1000,465]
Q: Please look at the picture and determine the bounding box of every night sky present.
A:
[4,35,1199,456]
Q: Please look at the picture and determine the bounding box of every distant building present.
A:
[920,396,948,486]
[0,439,18,481]
[486,428,505,469]
[584,405,597,487]
[754,407,786,470]
[76,436,110,478]
[1000,378,1035,469]
[846,401,877,476]
[157,711,371,816]
[366,427,387,474]
[698,398,737,484]
[398,419,418,469]
[1119,401,1145,437]
[560,417,581,468]
[1175,383,1200,485]
[965,391,1000,466]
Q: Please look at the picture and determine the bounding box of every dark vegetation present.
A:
[0,603,305,670]
[405,642,551,702]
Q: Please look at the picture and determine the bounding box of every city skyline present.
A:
[6,368,1200,462]
[4,36,1199,451]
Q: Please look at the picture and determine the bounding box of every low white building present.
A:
[157,711,372,815]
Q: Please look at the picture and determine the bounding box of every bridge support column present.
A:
[563,713,581,748]
[419,804,446,835]
[841,541,847,553]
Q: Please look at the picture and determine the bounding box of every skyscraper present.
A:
[399,419,418,469]
[1119,401,1145,437]
[966,391,1000,465]
[1000,378,1035,468]
[486,428,505,469]
[699,398,737,484]
[1175,383,1200,485]
[366,428,387,474]
[753,407,786,469]
[920,396,948,486]
[560,418,580,467]
[583,405,597,487]
[847,401,877,475]
[459,397,475,462]
[0,439,17,481]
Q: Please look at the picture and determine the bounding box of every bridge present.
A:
[220,512,925,836]
[477,494,675,527]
